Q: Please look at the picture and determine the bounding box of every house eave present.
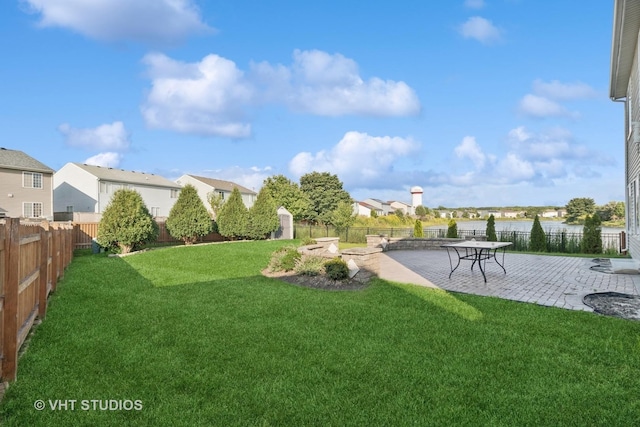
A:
[610,0,640,100]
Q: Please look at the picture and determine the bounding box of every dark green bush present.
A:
[446,219,458,238]
[530,214,547,252]
[324,258,349,280]
[300,238,317,246]
[486,214,497,242]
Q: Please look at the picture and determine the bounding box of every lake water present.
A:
[426,220,624,234]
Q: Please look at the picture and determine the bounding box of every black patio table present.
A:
[441,240,512,282]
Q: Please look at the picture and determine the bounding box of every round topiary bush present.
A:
[324,258,349,281]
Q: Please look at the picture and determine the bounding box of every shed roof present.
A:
[0,147,54,173]
[610,0,640,99]
[71,163,181,188]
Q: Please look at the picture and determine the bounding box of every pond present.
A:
[427,220,624,234]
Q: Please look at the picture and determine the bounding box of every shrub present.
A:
[267,246,301,272]
[446,219,458,238]
[530,214,547,252]
[413,219,424,237]
[247,187,280,240]
[486,214,497,242]
[97,189,158,254]
[294,255,325,276]
[582,213,603,254]
[324,258,349,280]
[300,238,317,246]
[166,184,212,245]
[217,187,249,240]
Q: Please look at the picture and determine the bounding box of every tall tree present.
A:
[330,200,356,232]
[247,187,280,240]
[217,187,249,240]
[262,174,313,221]
[300,172,352,224]
[97,189,158,253]
[566,197,596,222]
[530,214,547,252]
[486,214,497,242]
[166,184,212,245]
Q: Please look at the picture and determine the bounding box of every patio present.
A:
[379,250,640,313]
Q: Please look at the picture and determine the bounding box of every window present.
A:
[100,182,109,193]
[219,191,225,199]
[66,206,74,213]
[23,202,43,218]
[23,172,43,189]
[171,189,180,198]
[151,207,160,217]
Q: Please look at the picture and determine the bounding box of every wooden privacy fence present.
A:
[73,221,226,250]
[0,218,73,382]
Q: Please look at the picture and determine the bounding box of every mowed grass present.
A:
[1,240,640,426]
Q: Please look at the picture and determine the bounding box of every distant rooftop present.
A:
[70,163,181,188]
[0,147,54,173]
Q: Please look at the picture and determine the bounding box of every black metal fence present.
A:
[293,224,624,254]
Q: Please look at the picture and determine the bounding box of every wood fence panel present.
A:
[0,222,5,380]
[0,219,74,382]
[3,218,20,381]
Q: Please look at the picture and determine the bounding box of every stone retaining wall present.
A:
[366,235,486,251]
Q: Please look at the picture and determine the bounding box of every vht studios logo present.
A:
[34,399,143,411]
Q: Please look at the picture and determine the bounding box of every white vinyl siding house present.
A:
[175,174,257,215]
[53,163,182,218]
[610,0,640,257]
[0,148,54,219]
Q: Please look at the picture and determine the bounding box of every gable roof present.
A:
[71,163,181,188]
[0,147,54,173]
[184,174,256,195]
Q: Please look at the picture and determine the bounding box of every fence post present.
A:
[38,222,49,319]
[3,218,20,381]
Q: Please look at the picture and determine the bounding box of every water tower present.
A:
[410,186,423,211]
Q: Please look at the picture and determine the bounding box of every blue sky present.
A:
[0,0,624,208]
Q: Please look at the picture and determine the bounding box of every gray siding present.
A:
[0,168,53,218]
[627,44,640,258]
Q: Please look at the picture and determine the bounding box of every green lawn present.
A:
[2,240,640,426]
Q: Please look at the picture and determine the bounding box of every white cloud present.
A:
[454,136,486,169]
[289,131,420,188]
[141,50,421,138]
[518,94,578,119]
[518,79,596,119]
[253,49,421,116]
[464,0,486,9]
[84,152,123,168]
[141,53,254,138]
[532,79,598,101]
[59,121,131,151]
[22,0,213,45]
[458,16,502,44]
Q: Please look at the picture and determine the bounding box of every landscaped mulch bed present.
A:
[261,269,370,291]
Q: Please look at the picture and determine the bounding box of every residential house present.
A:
[610,0,640,256]
[53,163,182,219]
[362,198,392,215]
[354,201,383,217]
[0,147,55,219]
[541,209,565,218]
[389,200,413,215]
[175,174,257,215]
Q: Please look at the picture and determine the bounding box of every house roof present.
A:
[71,163,181,188]
[358,201,381,211]
[610,0,640,99]
[183,174,256,195]
[0,147,54,173]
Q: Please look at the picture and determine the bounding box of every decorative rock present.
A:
[347,259,360,278]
